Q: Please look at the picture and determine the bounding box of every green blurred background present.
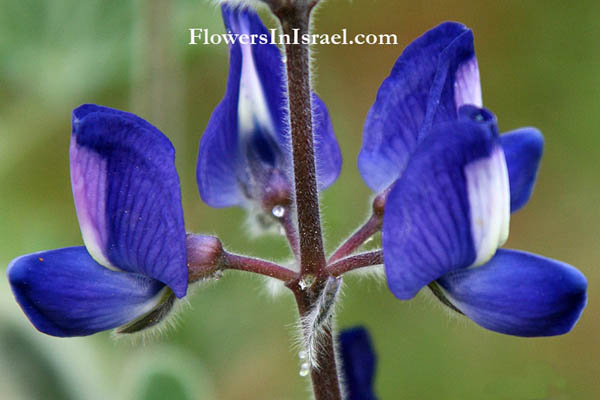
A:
[1,0,599,399]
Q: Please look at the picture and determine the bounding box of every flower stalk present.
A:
[278,211,301,259]
[328,214,382,264]
[222,252,298,282]
[275,3,326,277]
[328,250,384,277]
[275,2,343,399]
[329,188,388,263]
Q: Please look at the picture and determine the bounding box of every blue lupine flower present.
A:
[339,326,377,400]
[197,5,341,214]
[358,22,587,336]
[7,104,189,337]
[359,22,542,213]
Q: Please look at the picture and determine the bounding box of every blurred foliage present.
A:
[1,0,599,399]
[0,322,74,400]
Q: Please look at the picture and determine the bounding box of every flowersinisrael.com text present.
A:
[188,28,398,46]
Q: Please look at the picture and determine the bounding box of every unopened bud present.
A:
[372,186,391,218]
[186,235,224,282]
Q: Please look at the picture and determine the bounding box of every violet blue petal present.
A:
[359,22,481,192]
[383,108,510,300]
[500,128,544,212]
[7,247,166,337]
[438,249,587,337]
[339,326,378,400]
[70,104,187,298]
[313,94,343,189]
[197,5,341,207]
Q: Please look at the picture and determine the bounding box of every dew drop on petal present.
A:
[272,205,286,218]
[298,350,307,360]
[299,362,310,377]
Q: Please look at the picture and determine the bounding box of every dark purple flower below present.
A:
[339,326,378,400]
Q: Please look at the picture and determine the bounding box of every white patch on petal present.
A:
[464,145,510,267]
[70,142,118,271]
[237,20,275,138]
[454,57,483,108]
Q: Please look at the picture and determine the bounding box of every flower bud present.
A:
[186,234,224,282]
[372,186,390,218]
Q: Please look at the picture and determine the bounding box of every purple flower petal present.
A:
[339,326,378,400]
[313,94,343,190]
[500,128,544,212]
[197,5,341,208]
[359,22,481,192]
[70,104,187,298]
[7,247,167,337]
[438,249,587,337]
[383,108,510,300]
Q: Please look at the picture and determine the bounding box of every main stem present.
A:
[277,4,326,277]
[275,3,342,400]
[292,285,342,400]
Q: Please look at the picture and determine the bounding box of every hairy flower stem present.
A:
[274,2,342,399]
[328,188,388,263]
[328,250,384,277]
[328,214,382,263]
[275,4,326,277]
[223,252,297,282]
[290,280,342,400]
[279,212,300,259]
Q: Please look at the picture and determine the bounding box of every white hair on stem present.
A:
[111,275,220,344]
[294,276,343,369]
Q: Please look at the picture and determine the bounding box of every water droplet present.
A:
[298,350,307,360]
[299,362,310,377]
[299,274,315,290]
[272,205,285,218]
